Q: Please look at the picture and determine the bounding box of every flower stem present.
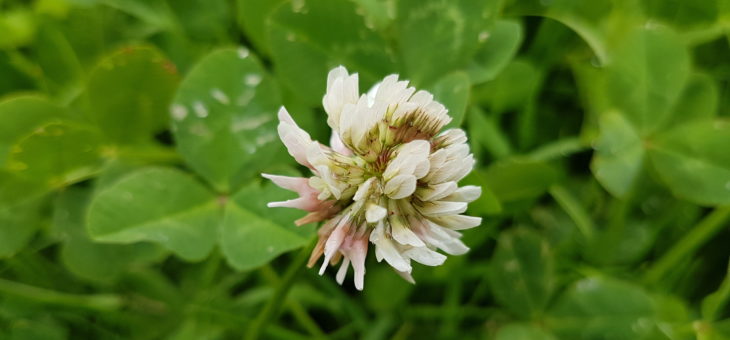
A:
[0,278,123,311]
[643,206,730,286]
[260,265,326,338]
[244,239,315,340]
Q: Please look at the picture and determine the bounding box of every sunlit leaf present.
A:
[268,0,396,104]
[171,48,283,193]
[591,112,645,197]
[605,26,690,133]
[495,323,557,340]
[0,96,67,168]
[87,167,219,261]
[396,0,498,85]
[7,121,103,188]
[469,19,523,84]
[220,181,313,271]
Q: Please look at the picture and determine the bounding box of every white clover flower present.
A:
[263,66,481,290]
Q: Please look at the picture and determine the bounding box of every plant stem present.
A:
[244,240,315,340]
[0,278,123,311]
[643,207,730,285]
[260,265,326,338]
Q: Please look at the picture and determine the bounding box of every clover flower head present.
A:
[263,66,481,290]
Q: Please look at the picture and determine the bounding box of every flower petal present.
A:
[402,247,446,266]
[384,174,417,199]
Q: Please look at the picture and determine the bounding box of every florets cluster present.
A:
[264,67,481,290]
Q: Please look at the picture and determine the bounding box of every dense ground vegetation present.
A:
[0,0,729,339]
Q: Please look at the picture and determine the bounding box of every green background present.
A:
[0,0,729,339]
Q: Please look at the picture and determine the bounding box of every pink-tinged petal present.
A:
[295,205,339,226]
[262,174,334,213]
[307,237,327,268]
[320,218,351,275]
[261,174,308,192]
[330,131,353,156]
[347,234,368,291]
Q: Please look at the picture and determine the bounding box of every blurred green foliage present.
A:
[0,0,729,339]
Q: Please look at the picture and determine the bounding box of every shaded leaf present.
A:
[488,228,555,319]
[86,45,179,144]
[548,277,657,340]
[54,187,165,283]
[483,158,562,203]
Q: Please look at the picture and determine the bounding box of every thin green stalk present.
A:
[643,207,730,285]
[260,265,326,338]
[244,239,315,340]
[439,279,462,338]
[549,184,596,240]
[0,278,123,312]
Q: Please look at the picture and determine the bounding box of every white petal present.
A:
[413,159,431,179]
[443,185,482,202]
[416,181,457,201]
[276,107,314,168]
[437,129,467,146]
[371,222,411,272]
[418,201,467,217]
[323,66,359,131]
[423,220,469,255]
[430,215,482,230]
[384,174,417,199]
[395,269,416,284]
[383,140,431,179]
[365,203,387,223]
[354,177,376,202]
[329,132,352,156]
[390,216,425,247]
[403,247,446,266]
